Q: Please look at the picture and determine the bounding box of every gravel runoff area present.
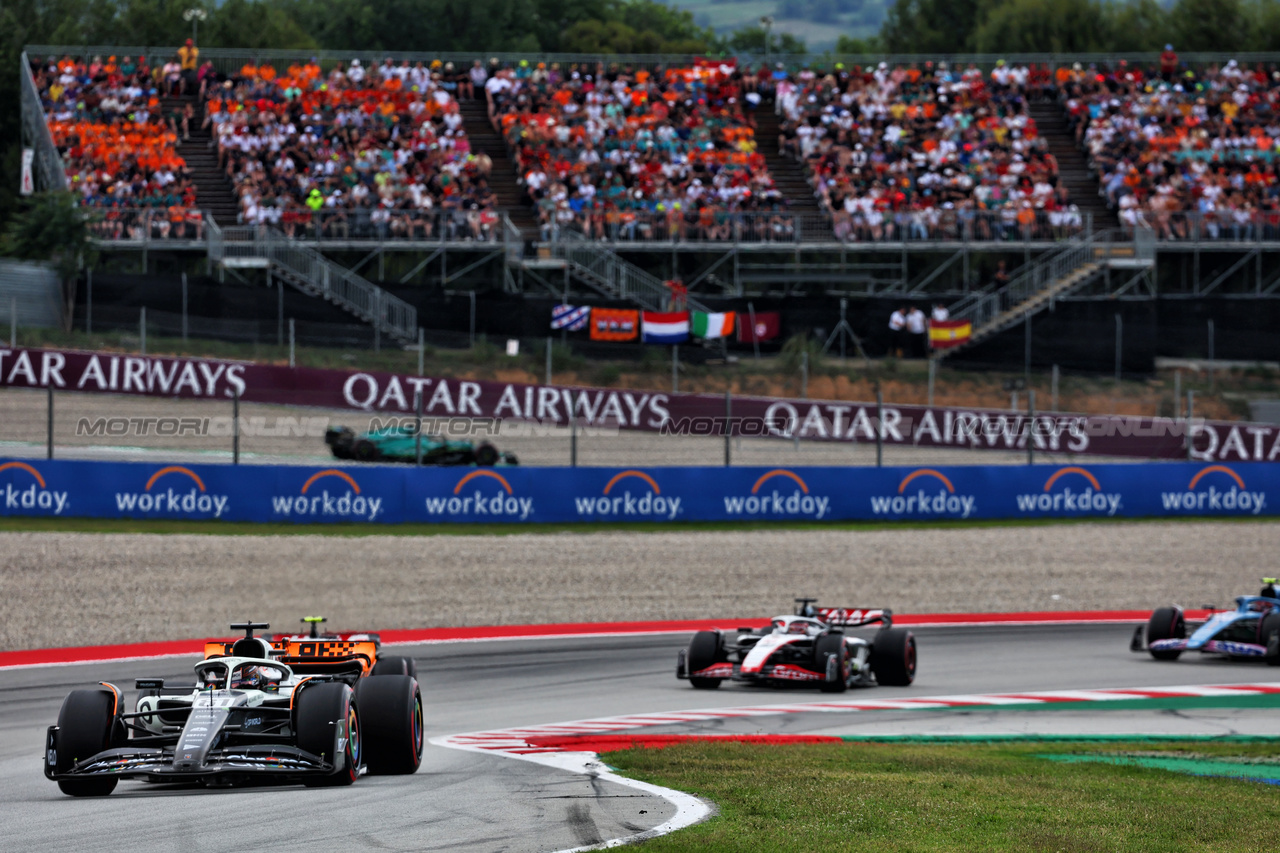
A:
[2,387,1140,468]
[2,522,1276,650]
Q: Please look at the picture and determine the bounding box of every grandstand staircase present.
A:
[1027,103,1117,232]
[206,222,418,344]
[938,229,1152,358]
[755,107,823,215]
[161,94,239,226]
[534,232,707,312]
[458,99,538,236]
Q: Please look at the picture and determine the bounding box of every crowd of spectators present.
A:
[1064,53,1280,240]
[775,60,1084,241]
[34,46,1280,245]
[33,53,208,239]
[486,59,796,242]
[208,57,500,240]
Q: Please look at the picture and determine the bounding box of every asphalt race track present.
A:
[3,623,1278,852]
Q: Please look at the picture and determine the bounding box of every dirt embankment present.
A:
[3,521,1274,650]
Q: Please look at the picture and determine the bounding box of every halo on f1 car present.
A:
[1130,579,1280,664]
[675,598,917,692]
[44,620,424,797]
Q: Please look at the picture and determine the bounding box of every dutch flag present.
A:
[641,311,690,344]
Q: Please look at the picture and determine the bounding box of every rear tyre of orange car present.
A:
[297,683,360,786]
[816,633,849,693]
[870,628,917,686]
[355,675,424,775]
[686,630,724,689]
[1146,606,1185,661]
[55,689,124,797]
[371,655,418,679]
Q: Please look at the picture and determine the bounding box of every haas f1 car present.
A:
[45,619,423,797]
[676,599,917,691]
[1131,579,1280,664]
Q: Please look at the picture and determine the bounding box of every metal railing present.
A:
[537,208,1092,245]
[27,45,1280,77]
[19,52,67,193]
[208,223,417,343]
[950,230,1119,330]
[550,231,706,312]
[86,207,208,242]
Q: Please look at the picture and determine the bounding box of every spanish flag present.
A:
[929,319,971,349]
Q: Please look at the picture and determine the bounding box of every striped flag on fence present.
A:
[641,311,690,344]
[551,304,590,331]
[691,311,736,339]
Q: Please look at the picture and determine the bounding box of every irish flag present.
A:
[691,311,736,340]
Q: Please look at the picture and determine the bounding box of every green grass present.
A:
[0,514,1275,537]
[606,740,1280,850]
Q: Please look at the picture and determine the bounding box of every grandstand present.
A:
[17,47,1280,372]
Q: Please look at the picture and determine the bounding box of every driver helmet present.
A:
[231,666,262,690]
[787,621,810,635]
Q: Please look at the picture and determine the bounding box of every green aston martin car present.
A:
[324,425,518,466]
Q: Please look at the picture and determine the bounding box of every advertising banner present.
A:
[1,346,1276,461]
[1,458,1275,525]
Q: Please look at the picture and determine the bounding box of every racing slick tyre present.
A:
[353,440,380,462]
[686,630,725,689]
[870,628,917,687]
[55,689,124,797]
[1262,613,1280,666]
[816,633,849,693]
[371,655,418,679]
[474,442,500,467]
[1146,606,1186,661]
[297,683,360,786]
[355,675,424,775]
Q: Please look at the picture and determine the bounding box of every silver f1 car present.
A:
[45,621,423,796]
[676,599,917,692]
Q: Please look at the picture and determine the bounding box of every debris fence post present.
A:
[1114,313,1122,382]
[140,306,146,355]
[1208,318,1215,393]
[545,336,552,386]
[46,384,53,460]
[418,328,424,377]
[1026,389,1035,466]
[289,319,296,368]
[277,278,284,347]
[86,268,93,334]
[671,345,679,394]
[724,387,732,467]
[747,302,760,361]
[181,272,189,342]
[415,389,423,467]
[875,387,884,468]
[1186,390,1195,461]
[232,387,240,465]
[1051,364,1060,412]
[927,358,936,408]
[8,297,14,347]
[570,390,578,468]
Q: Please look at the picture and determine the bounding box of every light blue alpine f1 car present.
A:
[1131,579,1280,663]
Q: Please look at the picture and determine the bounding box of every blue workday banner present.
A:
[0,458,1276,524]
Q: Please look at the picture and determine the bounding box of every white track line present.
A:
[432,680,1280,850]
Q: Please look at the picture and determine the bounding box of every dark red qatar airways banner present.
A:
[0,346,1274,462]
